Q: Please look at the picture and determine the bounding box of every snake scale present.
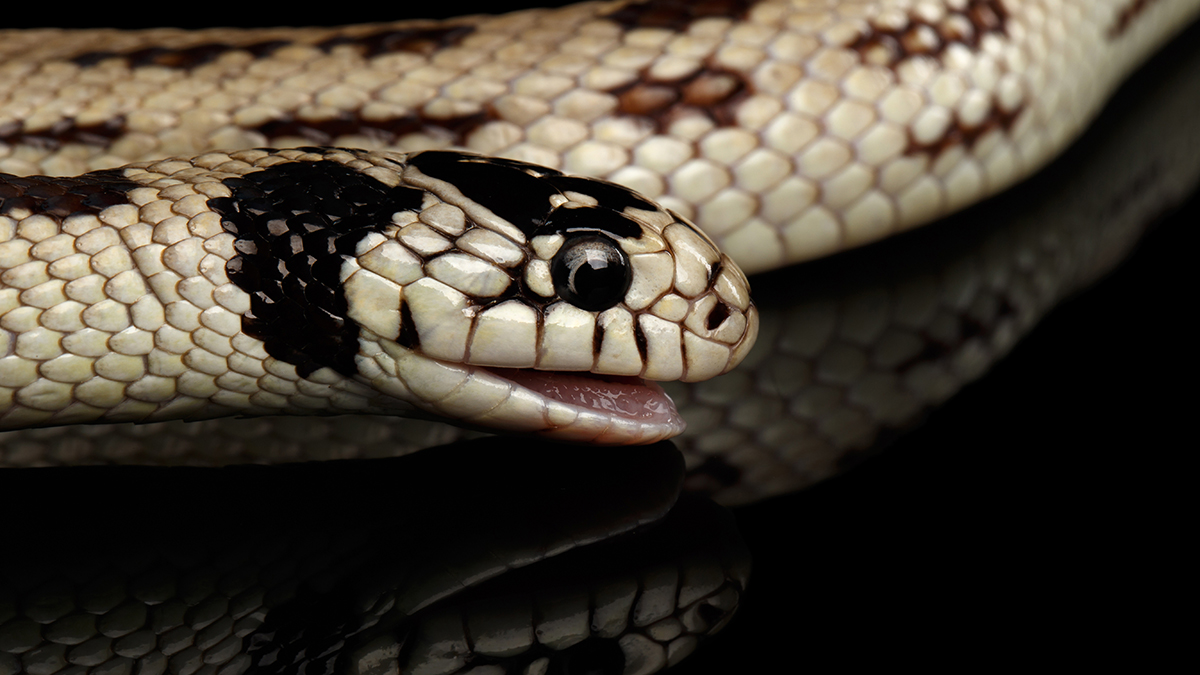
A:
[3,0,1197,441]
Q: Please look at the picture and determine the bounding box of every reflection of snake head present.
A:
[13,147,756,443]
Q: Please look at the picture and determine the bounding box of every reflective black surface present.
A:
[1,440,753,674]
[671,173,1195,673]
[6,3,1195,671]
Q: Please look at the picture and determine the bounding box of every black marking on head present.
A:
[633,321,649,363]
[208,158,424,378]
[397,301,420,350]
[409,151,561,238]
[409,151,655,243]
[469,155,562,177]
[0,169,138,217]
[469,274,533,315]
[707,259,724,288]
[544,205,642,240]
[542,175,657,212]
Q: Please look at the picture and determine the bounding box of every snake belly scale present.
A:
[1,0,1198,440]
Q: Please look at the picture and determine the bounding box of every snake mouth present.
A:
[480,367,681,426]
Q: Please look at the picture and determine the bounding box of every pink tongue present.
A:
[487,369,679,423]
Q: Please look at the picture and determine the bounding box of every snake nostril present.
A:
[706,302,731,331]
[697,601,727,629]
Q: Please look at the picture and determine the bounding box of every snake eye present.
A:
[551,234,631,311]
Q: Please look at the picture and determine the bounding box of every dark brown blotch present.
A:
[71,40,288,70]
[0,169,138,218]
[67,24,473,71]
[904,100,1025,158]
[609,65,752,133]
[317,25,475,58]
[252,108,496,149]
[0,118,126,151]
[848,0,1008,68]
[1108,0,1162,38]
[603,0,760,30]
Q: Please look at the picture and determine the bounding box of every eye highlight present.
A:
[550,234,632,311]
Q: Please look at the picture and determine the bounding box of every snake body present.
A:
[2,0,1198,438]
[4,1,1198,270]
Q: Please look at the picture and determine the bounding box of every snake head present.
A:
[352,150,758,443]
[208,148,756,444]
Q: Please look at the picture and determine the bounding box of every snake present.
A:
[1,4,1198,675]
[2,0,1198,443]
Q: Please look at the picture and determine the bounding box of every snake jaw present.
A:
[358,334,684,444]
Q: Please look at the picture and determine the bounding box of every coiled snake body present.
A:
[2,0,1197,440]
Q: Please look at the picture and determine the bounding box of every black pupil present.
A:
[571,252,619,299]
[551,235,631,311]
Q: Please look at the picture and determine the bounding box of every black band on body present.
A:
[208,159,424,378]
